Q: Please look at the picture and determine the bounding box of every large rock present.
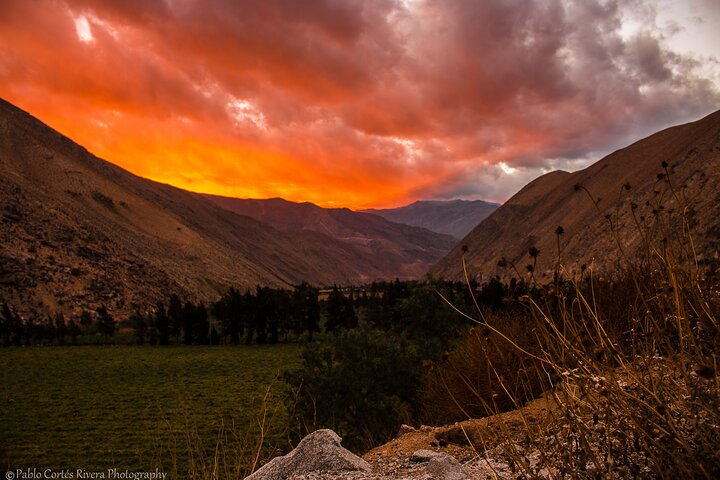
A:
[245,429,371,480]
[411,450,468,480]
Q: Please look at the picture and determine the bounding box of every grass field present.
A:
[0,345,300,477]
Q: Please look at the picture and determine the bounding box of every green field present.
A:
[0,345,300,477]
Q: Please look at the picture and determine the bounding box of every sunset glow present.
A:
[1,0,719,208]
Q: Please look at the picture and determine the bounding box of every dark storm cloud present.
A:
[0,0,717,207]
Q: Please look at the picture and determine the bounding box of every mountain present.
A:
[203,196,457,282]
[433,109,720,282]
[364,199,499,239]
[0,99,364,319]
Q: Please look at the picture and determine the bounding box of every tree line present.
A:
[0,277,508,348]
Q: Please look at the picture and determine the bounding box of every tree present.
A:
[168,294,183,342]
[324,285,344,332]
[210,325,220,345]
[130,311,147,345]
[96,305,116,339]
[194,302,209,345]
[254,287,270,344]
[147,314,158,345]
[79,310,94,334]
[285,326,422,450]
[54,312,67,346]
[155,302,170,346]
[182,301,194,345]
[1,302,21,346]
[212,288,244,344]
[292,282,320,342]
[274,289,293,342]
[325,286,358,332]
[68,318,80,345]
[243,291,257,344]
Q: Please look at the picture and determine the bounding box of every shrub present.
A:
[284,325,422,451]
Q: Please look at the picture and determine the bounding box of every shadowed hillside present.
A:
[204,196,457,282]
[0,99,360,319]
[433,109,720,281]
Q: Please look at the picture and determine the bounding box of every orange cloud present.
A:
[0,0,718,208]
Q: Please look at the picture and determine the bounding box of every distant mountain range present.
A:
[364,199,499,239]
[433,109,720,282]
[204,195,456,282]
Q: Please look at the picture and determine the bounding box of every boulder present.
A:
[245,429,371,480]
[425,454,468,480]
[411,450,468,480]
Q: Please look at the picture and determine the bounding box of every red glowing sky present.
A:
[1,0,719,208]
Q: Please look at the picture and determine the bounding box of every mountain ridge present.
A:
[363,199,499,239]
[433,109,720,282]
[0,99,362,318]
[203,195,457,282]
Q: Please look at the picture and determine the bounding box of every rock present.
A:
[397,424,415,437]
[410,449,442,462]
[411,450,467,480]
[245,429,371,480]
[425,454,468,480]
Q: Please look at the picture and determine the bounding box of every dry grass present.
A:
[427,166,720,478]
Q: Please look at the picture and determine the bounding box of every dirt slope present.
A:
[205,196,458,282]
[0,99,358,319]
[433,109,720,282]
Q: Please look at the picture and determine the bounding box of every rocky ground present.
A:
[246,396,558,479]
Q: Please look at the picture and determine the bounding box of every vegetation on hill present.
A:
[422,165,720,478]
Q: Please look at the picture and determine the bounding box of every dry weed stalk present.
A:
[435,164,720,478]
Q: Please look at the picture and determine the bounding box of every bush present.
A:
[284,325,422,451]
[421,310,547,425]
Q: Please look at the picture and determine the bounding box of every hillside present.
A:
[364,199,499,239]
[0,99,361,319]
[204,196,457,282]
[433,109,720,281]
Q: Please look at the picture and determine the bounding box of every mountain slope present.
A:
[433,109,720,282]
[0,99,360,318]
[364,199,499,239]
[204,196,457,282]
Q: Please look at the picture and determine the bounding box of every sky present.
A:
[0,0,719,209]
